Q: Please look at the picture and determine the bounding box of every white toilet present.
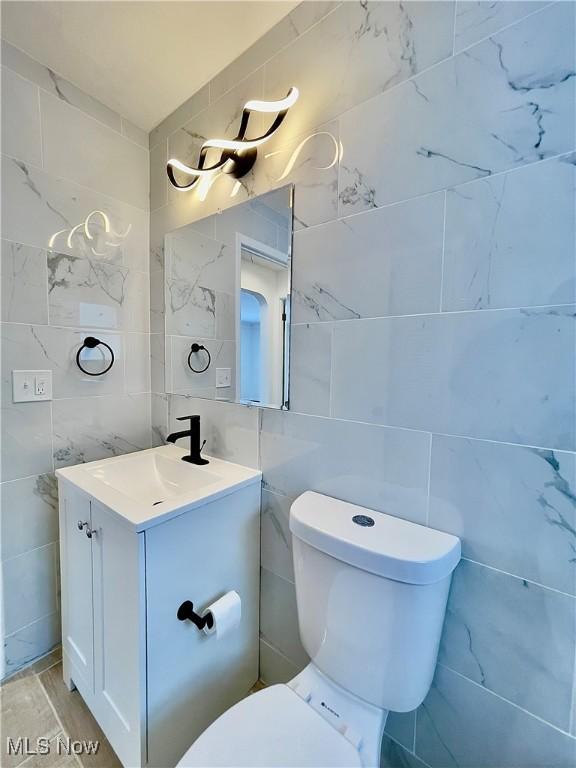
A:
[179,491,461,768]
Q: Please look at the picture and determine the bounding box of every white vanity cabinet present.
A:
[57,447,261,768]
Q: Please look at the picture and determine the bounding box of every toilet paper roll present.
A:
[201,590,241,639]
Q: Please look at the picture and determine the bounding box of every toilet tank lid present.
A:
[289,492,461,585]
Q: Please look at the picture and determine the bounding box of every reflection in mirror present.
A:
[164,185,293,409]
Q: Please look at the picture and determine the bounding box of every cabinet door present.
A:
[60,484,94,690]
[146,484,261,768]
[91,500,145,768]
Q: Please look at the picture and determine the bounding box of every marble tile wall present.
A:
[1,42,150,676]
[148,2,575,765]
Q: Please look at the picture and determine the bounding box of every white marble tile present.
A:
[331,307,576,450]
[150,269,165,333]
[124,269,150,333]
[416,665,576,767]
[289,323,332,417]
[381,735,427,768]
[150,333,165,394]
[259,638,302,686]
[256,121,340,231]
[261,490,294,584]
[264,1,454,136]
[1,401,53,482]
[1,157,149,270]
[40,91,149,210]
[125,332,150,394]
[1,66,42,167]
[1,474,58,561]
[1,39,122,132]
[430,436,576,595]
[260,567,309,668]
[441,560,575,730]
[292,193,444,323]
[47,252,148,332]
[3,611,60,678]
[1,241,48,325]
[384,711,416,753]
[150,140,168,211]
[165,226,234,338]
[2,543,59,634]
[454,1,550,53]
[1,323,124,401]
[339,2,575,214]
[168,335,235,399]
[52,393,151,468]
[168,396,260,469]
[443,156,576,311]
[151,393,169,448]
[260,410,430,524]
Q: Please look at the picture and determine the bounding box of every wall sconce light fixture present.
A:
[166,87,299,192]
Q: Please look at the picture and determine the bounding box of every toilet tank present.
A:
[289,492,460,712]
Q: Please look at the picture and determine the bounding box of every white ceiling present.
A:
[1,1,298,132]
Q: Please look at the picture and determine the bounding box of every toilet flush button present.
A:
[352,514,374,527]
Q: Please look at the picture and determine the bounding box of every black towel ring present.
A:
[187,343,211,374]
[76,336,115,376]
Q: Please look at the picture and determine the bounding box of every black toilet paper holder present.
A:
[177,600,214,631]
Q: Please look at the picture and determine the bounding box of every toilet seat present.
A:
[177,684,362,767]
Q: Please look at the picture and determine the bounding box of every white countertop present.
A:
[56,445,262,532]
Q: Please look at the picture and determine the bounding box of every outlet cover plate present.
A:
[13,370,53,402]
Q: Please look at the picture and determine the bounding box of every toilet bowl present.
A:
[178,492,460,768]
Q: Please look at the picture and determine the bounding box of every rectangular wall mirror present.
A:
[164,185,293,409]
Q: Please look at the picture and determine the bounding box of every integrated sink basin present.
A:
[86,450,221,504]
[56,445,262,531]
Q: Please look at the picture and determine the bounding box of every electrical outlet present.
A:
[13,370,52,402]
[215,368,232,388]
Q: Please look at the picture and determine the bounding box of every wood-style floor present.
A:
[1,648,268,768]
[0,648,121,768]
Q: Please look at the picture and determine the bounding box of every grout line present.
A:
[260,404,576,455]
[460,557,576,599]
[439,189,447,312]
[437,662,576,738]
[2,540,57,566]
[290,302,576,324]
[4,608,59,641]
[425,432,433,527]
[451,0,458,57]
[452,1,557,58]
[2,41,147,153]
[1,151,149,213]
[36,83,44,170]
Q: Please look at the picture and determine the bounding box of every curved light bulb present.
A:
[166,87,299,194]
[244,87,299,113]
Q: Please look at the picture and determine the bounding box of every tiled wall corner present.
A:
[1,40,151,676]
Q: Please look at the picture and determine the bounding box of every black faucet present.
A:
[166,415,209,465]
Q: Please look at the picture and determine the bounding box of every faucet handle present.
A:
[176,414,200,424]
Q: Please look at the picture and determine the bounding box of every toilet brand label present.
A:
[320,700,340,718]
[352,514,375,527]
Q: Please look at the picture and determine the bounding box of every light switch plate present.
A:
[13,370,53,402]
[215,367,232,388]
